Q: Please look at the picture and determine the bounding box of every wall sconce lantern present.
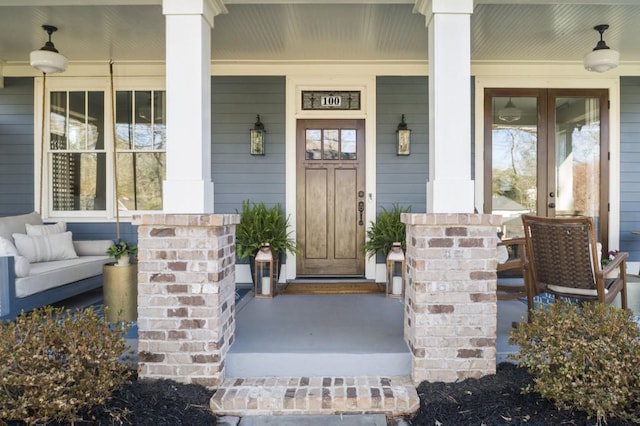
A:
[386,242,405,298]
[396,114,411,156]
[250,114,266,155]
[254,243,275,298]
[30,25,68,74]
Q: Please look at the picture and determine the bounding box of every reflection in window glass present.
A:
[51,153,106,211]
[306,129,322,159]
[117,153,166,210]
[555,97,600,219]
[115,90,166,211]
[323,129,339,159]
[492,96,537,239]
[49,91,106,211]
[341,129,356,159]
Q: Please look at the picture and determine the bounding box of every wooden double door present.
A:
[296,119,366,276]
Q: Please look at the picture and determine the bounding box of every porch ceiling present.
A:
[1,1,640,67]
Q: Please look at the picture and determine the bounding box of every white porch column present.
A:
[416,0,475,213]
[162,0,227,213]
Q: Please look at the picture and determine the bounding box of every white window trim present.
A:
[34,76,166,222]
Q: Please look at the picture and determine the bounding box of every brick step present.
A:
[210,375,419,417]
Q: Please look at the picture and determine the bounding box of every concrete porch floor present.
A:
[228,290,532,378]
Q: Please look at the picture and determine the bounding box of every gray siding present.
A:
[620,77,640,262]
[212,76,286,214]
[0,78,35,216]
[376,76,428,214]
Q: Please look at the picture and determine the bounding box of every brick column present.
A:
[132,213,239,387]
[402,213,500,383]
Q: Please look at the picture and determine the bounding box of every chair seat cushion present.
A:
[548,280,615,297]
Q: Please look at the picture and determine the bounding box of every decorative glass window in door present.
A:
[305,128,356,160]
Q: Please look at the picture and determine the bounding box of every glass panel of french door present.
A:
[485,89,608,246]
[487,94,539,239]
[553,96,600,218]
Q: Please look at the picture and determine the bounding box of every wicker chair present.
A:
[521,214,628,320]
[496,237,527,300]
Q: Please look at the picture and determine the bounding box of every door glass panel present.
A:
[341,129,356,160]
[554,97,600,220]
[491,96,538,238]
[305,129,322,159]
[323,129,339,159]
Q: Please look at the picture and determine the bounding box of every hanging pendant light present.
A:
[30,25,68,74]
[498,98,521,123]
[584,24,619,73]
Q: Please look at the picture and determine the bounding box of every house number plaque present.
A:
[302,91,361,110]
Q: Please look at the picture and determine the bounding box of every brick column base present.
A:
[132,214,240,387]
[401,213,501,383]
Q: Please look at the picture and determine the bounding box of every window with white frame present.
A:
[42,80,166,220]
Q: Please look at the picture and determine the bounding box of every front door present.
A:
[296,119,366,276]
[484,88,610,250]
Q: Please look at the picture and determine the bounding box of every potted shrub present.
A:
[106,240,138,266]
[235,200,297,284]
[363,203,411,261]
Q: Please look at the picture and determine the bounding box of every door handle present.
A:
[358,201,364,225]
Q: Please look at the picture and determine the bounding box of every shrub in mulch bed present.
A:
[408,362,635,426]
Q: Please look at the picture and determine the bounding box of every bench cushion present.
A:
[16,256,111,298]
[0,212,43,242]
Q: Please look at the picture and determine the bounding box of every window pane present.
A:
[87,92,104,150]
[153,91,166,149]
[491,96,537,238]
[306,129,322,159]
[50,92,67,141]
[115,91,133,150]
[51,153,106,211]
[117,153,166,211]
[341,129,356,160]
[134,91,152,149]
[555,97,600,219]
[323,129,339,160]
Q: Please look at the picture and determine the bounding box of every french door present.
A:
[484,88,609,250]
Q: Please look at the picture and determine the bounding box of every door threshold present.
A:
[287,277,375,284]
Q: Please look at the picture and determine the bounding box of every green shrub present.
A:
[363,203,411,259]
[0,306,133,424]
[509,301,640,425]
[235,199,297,260]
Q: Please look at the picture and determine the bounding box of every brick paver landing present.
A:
[210,375,419,417]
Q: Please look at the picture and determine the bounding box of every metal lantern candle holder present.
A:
[386,242,405,298]
[254,243,275,298]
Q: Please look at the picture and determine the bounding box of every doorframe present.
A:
[474,75,621,251]
[285,75,377,281]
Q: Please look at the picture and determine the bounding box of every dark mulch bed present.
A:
[6,363,636,425]
[409,362,634,426]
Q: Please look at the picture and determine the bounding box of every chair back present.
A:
[521,215,599,293]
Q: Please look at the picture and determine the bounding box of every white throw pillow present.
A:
[13,231,78,263]
[0,236,30,277]
[25,221,67,236]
